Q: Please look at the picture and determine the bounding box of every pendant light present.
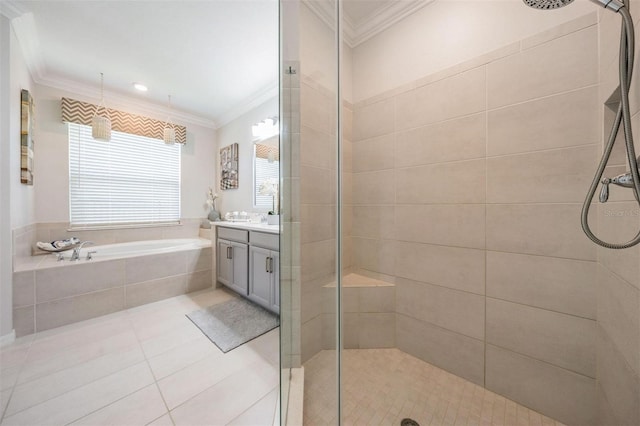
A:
[91,72,111,141]
[163,95,176,145]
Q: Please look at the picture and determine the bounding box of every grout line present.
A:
[484,61,489,390]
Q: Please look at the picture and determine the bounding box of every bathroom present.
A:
[2,0,640,425]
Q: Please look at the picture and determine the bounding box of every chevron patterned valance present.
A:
[61,97,187,144]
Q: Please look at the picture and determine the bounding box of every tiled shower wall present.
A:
[351,14,601,426]
[299,75,338,363]
[595,5,640,426]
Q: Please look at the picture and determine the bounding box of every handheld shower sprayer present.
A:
[524,0,640,249]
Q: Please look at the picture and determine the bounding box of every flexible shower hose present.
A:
[581,6,640,249]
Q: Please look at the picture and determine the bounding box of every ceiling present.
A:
[3,0,427,128]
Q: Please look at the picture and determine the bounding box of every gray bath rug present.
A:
[186,297,279,353]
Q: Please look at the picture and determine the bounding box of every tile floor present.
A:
[0,288,279,426]
[303,349,567,426]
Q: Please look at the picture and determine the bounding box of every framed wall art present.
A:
[20,89,34,185]
[220,143,239,190]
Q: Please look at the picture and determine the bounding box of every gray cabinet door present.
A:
[230,241,248,295]
[249,246,272,309]
[217,239,233,288]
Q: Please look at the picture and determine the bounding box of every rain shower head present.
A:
[523,0,624,12]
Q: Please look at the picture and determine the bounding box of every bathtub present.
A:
[59,238,210,261]
[12,237,213,336]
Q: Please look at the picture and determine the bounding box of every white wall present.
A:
[9,23,34,230]
[352,0,595,102]
[215,96,278,214]
[33,84,217,224]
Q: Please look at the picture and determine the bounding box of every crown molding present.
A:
[303,0,433,48]
[0,0,28,19]
[35,73,218,129]
[5,1,279,131]
[215,83,278,129]
[351,0,434,46]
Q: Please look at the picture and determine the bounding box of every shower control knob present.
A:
[611,172,635,188]
[600,178,611,203]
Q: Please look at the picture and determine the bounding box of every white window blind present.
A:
[254,157,279,209]
[69,123,181,227]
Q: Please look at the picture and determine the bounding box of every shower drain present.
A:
[400,419,420,426]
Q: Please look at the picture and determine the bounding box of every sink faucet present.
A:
[70,241,94,261]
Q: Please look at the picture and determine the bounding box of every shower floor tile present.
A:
[0,288,279,426]
[303,349,567,426]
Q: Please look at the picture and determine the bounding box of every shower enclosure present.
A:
[280,0,640,425]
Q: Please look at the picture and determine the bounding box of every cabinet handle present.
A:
[269,257,274,274]
[227,246,232,259]
[266,256,270,273]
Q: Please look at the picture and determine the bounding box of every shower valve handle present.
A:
[600,178,611,203]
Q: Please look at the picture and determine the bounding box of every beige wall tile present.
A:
[301,125,336,169]
[13,306,35,337]
[351,206,394,240]
[486,298,596,378]
[36,260,126,303]
[352,134,395,172]
[521,12,597,50]
[301,204,336,244]
[125,276,187,309]
[300,166,335,205]
[486,204,596,261]
[395,204,485,249]
[301,316,323,363]
[301,83,333,134]
[597,202,640,290]
[487,26,597,109]
[394,241,485,295]
[13,271,35,308]
[352,170,395,205]
[597,327,640,426]
[343,312,359,349]
[353,238,395,276]
[359,286,395,313]
[396,278,484,340]
[353,97,395,141]
[395,113,486,168]
[487,145,597,204]
[125,253,187,285]
[597,265,640,376]
[358,313,395,348]
[488,87,600,156]
[487,251,596,319]
[187,270,213,293]
[36,288,125,332]
[485,344,596,426]
[396,314,485,386]
[395,67,486,131]
[301,240,336,283]
[113,227,164,244]
[396,159,486,205]
[186,248,212,274]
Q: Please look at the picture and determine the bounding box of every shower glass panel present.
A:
[283,0,640,425]
[280,0,341,423]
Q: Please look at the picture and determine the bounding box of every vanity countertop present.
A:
[210,221,280,235]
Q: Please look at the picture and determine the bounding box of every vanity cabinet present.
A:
[249,246,279,313]
[215,225,279,314]
[216,228,249,295]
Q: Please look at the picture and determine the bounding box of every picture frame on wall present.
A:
[220,143,239,190]
[20,89,34,185]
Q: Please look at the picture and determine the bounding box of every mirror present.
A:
[253,136,279,212]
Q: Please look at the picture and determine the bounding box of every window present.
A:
[68,123,181,227]
[253,141,279,210]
